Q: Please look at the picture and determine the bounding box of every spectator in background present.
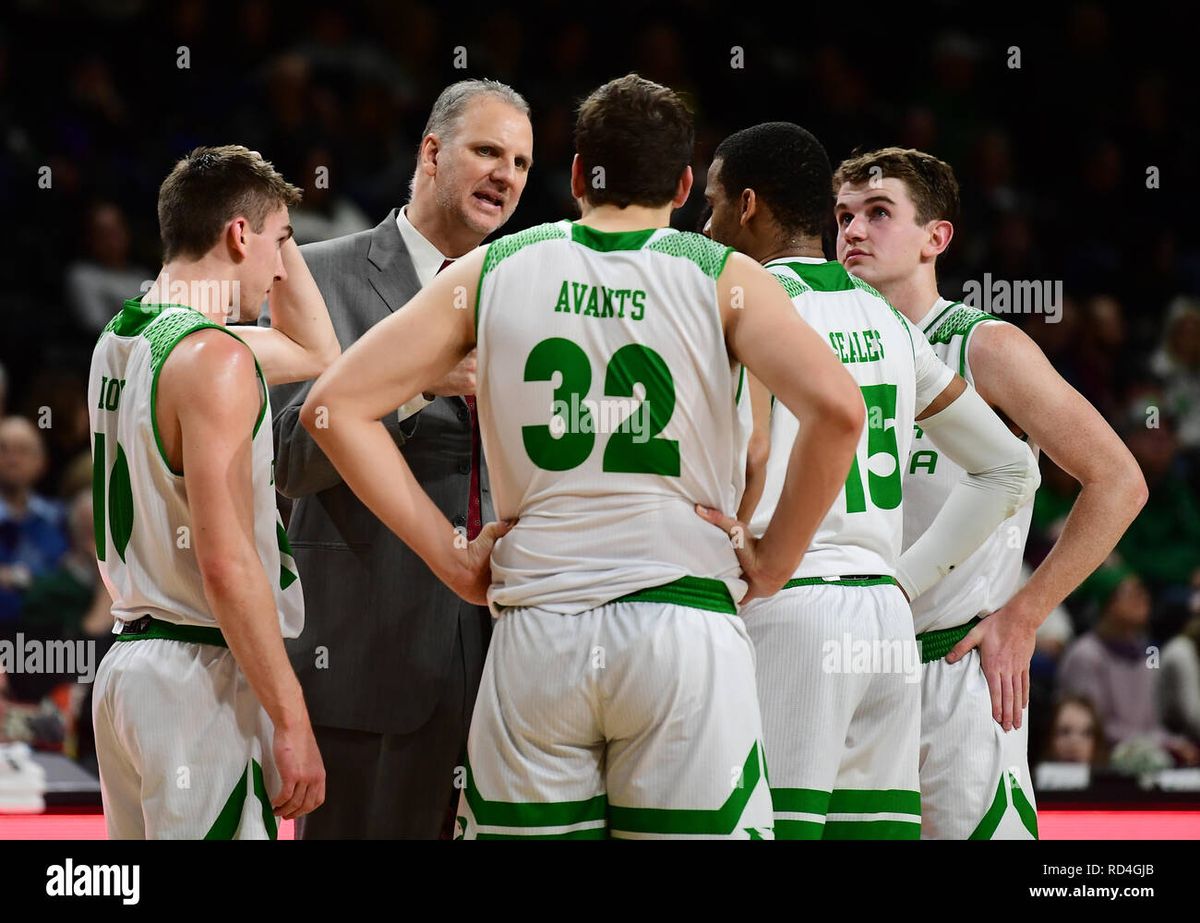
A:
[1151,296,1200,453]
[1041,695,1107,766]
[1161,601,1200,744]
[64,201,152,335]
[15,490,113,771]
[1116,393,1200,630]
[0,417,67,626]
[1073,295,1132,420]
[19,491,111,643]
[288,146,372,245]
[1057,566,1198,765]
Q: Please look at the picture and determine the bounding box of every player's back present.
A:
[88,299,303,636]
[750,258,951,579]
[476,221,748,613]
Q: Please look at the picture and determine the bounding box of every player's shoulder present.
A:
[963,311,1044,380]
[162,325,256,386]
[482,221,572,273]
[924,301,1007,346]
[640,229,732,279]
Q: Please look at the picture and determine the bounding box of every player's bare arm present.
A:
[236,237,341,386]
[299,248,513,605]
[698,253,864,600]
[736,371,771,524]
[160,330,326,821]
[945,322,1148,729]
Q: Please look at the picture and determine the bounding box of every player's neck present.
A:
[875,268,941,324]
[759,237,825,265]
[575,202,673,232]
[145,262,233,326]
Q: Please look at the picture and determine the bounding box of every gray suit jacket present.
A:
[268,209,494,736]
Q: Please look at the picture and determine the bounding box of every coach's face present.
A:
[433,97,533,237]
[835,178,928,288]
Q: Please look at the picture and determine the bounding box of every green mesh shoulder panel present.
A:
[480,222,570,281]
[644,231,732,280]
[142,309,259,474]
[143,308,225,376]
[846,274,915,358]
[768,267,813,299]
[926,303,1001,346]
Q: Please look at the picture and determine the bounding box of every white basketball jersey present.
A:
[88,300,303,636]
[476,221,750,613]
[749,259,954,579]
[901,298,1037,634]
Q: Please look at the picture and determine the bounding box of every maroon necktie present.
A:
[438,258,483,541]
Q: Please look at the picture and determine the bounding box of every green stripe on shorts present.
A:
[915,617,981,663]
[782,576,898,590]
[464,760,608,838]
[615,575,737,615]
[772,787,921,840]
[115,616,227,648]
[607,741,764,836]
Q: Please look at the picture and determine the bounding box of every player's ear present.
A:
[226,218,250,261]
[672,165,693,208]
[924,219,954,259]
[739,188,757,227]
[570,153,587,201]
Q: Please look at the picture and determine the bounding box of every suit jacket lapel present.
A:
[367,208,422,314]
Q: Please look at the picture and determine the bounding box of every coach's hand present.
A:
[272,720,326,821]
[423,349,477,398]
[453,518,517,606]
[946,604,1038,732]
[694,505,788,603]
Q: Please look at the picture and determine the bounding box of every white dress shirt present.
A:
[393,205,449,420]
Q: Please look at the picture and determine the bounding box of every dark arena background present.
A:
[0,0,1197,905]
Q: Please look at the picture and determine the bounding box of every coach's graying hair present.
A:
[409,80,530,196]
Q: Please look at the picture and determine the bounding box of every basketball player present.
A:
[300,75,866,839]
[702,123,1041,838]
[834,147,1146,838]
[89,145,339,839]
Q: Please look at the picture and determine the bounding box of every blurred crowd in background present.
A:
[1,0,1199,786]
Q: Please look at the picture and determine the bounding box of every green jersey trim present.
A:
[569,223,656,252]
[475,222,571,336]
[778,259,855,292]
[766,263,814,299]
[921,300,961,335]
[924,302,1001,377]
[142,306,264,476]
[735,365,746,404]
[105,298,189,338]
[642,230,733,279]
[772,262,914,359]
